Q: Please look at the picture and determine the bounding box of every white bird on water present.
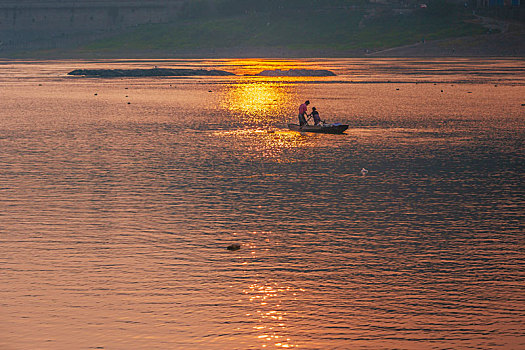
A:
[361,168,369,176]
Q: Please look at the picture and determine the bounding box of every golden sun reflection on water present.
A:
[218,59,335,127]
[219,82,297,125]
[218,59,324,125]
[212,129,310,163]
[222,58,323,76]
[243,282,302,349]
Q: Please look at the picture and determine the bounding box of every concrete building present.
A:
[0,0,184,50]
[474,0,523,21]
[476,0,521,6]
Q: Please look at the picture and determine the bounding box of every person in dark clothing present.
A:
[310,107,321,125]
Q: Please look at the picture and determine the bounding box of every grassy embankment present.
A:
[76,0,485,57]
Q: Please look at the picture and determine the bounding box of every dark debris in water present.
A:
[227,243,241,251]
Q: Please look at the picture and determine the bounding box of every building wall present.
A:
[477,0,520,6]
[0,0,184,49]
[475,0,523,21]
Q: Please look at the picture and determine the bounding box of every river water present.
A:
[0,58,523,349]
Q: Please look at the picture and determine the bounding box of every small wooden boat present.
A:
[287,123,348,134]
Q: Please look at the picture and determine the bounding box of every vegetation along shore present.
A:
[1,0,523,58]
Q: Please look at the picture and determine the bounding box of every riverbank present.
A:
[366,31,525,57]
[9,32,521,59]
[5,26,524,60]
[5,2,524,59]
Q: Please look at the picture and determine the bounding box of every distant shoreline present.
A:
[2,31,524,60]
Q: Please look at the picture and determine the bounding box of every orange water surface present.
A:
[0,58,524,349]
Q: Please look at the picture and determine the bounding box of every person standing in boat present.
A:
[310,107,321,125]
[298,100,310,126]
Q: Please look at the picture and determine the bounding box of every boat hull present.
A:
[287,123,348,134]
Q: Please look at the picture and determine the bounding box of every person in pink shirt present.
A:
[298,100,310,126]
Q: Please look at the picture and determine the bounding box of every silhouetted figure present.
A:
[310,107,321,125]
[298,100,310,126]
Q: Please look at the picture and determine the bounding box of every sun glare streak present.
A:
[219,82,297,126]
[243,282,301,349]
[218,59,329,126]
[212,129,311,164]
[221,83,281,116]
[222,58,320,76]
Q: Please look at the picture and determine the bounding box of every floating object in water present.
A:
[361,168,369,176]
[127,102,131,104]
[227,243,241,251]
[94,93,98,96]
[287,123,348,134]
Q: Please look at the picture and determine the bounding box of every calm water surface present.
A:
[0,58,524,349]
